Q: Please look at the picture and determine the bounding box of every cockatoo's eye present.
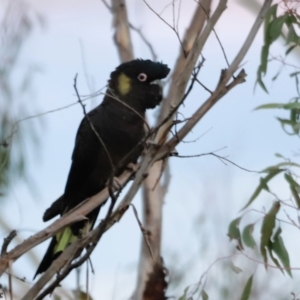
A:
[137,73,147,82]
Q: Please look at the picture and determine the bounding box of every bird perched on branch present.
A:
[34,59,170,278]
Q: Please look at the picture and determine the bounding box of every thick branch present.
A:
[111,0,134,62]
[133,2,212,298]
[155,0,272,156]
[157,0,211,127]
[156,0,225,144]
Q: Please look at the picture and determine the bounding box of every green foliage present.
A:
[72,290,94,300]
[235,136,298,282]
[255,95,300,136]
[242,224,256,249]
[201,290,209,300]
[256,102,300,110]
[256,3,300,136]
[284,173,300,208]
[271,227,292,277]
[177,286,209,300]
[241,168,283,210]
[227,217,243,250]
[260,201,280,267]
[239,275,253,300]
[241,153,300,210]
[180,3,300,299]
[228,201,292,278]
[230,261,243,274]
[178,287,189,300]
[257,4,300,92]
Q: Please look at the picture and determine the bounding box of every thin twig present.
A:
[1,231,16,257]
[129,24,157,61]
[156,68,247,160]
[101,0,111,10]
[8,261,12,300]
[240,249,300,271]
[188,253,237,298]
[86,257,90,300]
[181,127,212,144]
[142,0,185,54]
[194,77,213,94]
[156,0,224,143]
[0,87,106,147]
[74,74,115,173]
[112,0,134,62]
[131,204,154,260]
[197,0,230,68]
[176,0,183,34]
[221,0,273,84]
[152,58,206,144]
[173,152,260,173]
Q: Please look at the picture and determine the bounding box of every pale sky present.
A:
[1,0,299,299]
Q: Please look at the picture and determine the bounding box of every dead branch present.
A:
[21,239,82,300]
[173,151,260,173]
[129,24,157,61]
[103,147,155,233]
[102,0,157,61]
[156,69,247,160]
[131,204,154,260]
[1,230,16,257]
[157,0,211,125]
[0,166,135,277]
[112,0,134,62]
[156,0,221,144]
[22,170,125,299]
[155,0,273,156]
[74,74,114,172]
[142,0,184,52]
[133,1,212,298]
[0,86,107,148]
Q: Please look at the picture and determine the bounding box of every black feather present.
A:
[34,59,170,278]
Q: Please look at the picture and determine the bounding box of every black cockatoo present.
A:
[34,59,170,278]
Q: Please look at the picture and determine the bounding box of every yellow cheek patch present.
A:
[118,73,131,95]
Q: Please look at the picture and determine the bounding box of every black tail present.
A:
[34,205,102,279]
[34,237,61,279]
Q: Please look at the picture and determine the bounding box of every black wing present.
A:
[63,107,111,212]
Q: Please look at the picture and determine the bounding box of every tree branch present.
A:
[156,69,247,159]
[0,166,135,277]
[156,0,224,144]
[111,0,134,62]
[133,1,213,298]
[154,0,273,157]
[1,230,16,257]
